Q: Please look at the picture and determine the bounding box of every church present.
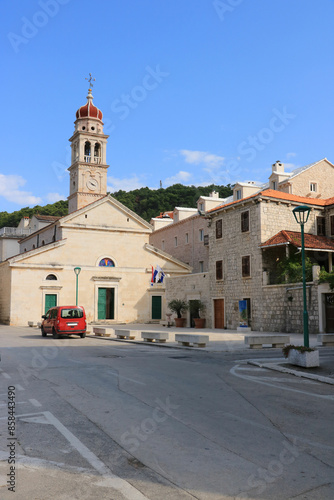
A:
[0,85,191,326]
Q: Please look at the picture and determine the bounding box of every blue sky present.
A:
[1,0,334,212]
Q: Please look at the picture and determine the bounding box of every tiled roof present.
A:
[155,211,174,219]
[208,188,334,213]
[34,214,61,222]
[260,230,334,251]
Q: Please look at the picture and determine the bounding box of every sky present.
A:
[1,0,334,212]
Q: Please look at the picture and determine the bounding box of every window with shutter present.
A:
[241,211,249,232]
[216,260,223,280]
[216,219,222,239]
[242,256,250,277]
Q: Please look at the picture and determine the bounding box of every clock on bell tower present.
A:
[67,77,109,214]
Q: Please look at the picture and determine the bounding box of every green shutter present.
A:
[98,288,107,320]
[152,296,162,320]
[45,294,57,314]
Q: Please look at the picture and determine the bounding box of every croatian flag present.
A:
[151,265,165,283]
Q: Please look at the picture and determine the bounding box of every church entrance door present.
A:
[98,288,115,320]
[45,294,57,314]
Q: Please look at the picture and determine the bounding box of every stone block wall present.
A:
[165,273,211,327]
[257,283,319,334]
[150,214,209,273]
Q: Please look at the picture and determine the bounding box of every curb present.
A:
[248,360,334,385]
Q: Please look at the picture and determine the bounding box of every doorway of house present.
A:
[44,294,57,314]
[152,296,162,320]
[98,288,115,320]
[325,293,334,333]
[214,298,224,328]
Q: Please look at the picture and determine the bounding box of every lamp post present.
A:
[292,205,311,347]
[73,267,81,306]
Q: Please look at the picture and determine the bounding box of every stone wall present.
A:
[150,214,210,273]
[165,273,211,327]
[257,283,319,334]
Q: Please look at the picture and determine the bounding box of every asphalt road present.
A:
[0,325,333,500]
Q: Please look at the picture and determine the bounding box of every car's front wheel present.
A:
[41,327,47,337]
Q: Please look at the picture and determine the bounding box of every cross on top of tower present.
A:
[85,73,96,89]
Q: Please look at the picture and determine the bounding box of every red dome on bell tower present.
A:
[76,88,103,121]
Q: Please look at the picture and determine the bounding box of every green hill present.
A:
[0,183,232,228]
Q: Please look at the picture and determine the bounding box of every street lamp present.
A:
[292,205,311,347]
[73,267,81,306]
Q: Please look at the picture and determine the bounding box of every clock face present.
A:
[86,177,99,191]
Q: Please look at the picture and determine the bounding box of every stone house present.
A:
[166,188,334,333]
[149,191,228,273]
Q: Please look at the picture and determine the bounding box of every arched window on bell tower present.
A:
[84,141,91,162]
[94,143,101,164]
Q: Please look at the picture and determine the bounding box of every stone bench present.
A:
[317,334,334,346]
[93,327,112,337]
[115,329,136,340]
[28,321,37,327]
[244,335,290,349]
[141,331,169,343]
[175,334,209,348]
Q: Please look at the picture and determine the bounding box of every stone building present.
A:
[149,191,228,273]
[166,188,334,333]
[0,86,190,326]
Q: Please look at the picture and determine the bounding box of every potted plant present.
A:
[188,299,206,328]
[168,299,188,327]
[282,344,319,368]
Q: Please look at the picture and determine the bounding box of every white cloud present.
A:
[180,150,225,168]
[286,152,297,159]
[164,171,192,186]
[107,175,145,192]
[0,174,42,206]
[46,193,66,203]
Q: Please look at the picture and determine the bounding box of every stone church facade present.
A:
[0,86,191,326]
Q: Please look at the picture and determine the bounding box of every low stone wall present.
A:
[256,282,319,334]
[165,273,211,327]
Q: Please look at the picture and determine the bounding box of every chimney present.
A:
[209,191,219,199]
[272,160,284,173]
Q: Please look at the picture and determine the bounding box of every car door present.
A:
[44,309,52,333]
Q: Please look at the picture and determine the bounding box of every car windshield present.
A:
[60,308,83,319]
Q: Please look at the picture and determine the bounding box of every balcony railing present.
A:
[0,227,31,237]
[84,156,101,164]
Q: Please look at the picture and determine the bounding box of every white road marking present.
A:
[230,364,334,400]
[1,372,11,379]
[29,398,42,407]
[17,384,24,391]
[1,410,150,498]
[43,411,149,500]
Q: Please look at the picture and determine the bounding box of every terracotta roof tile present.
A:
[208,188,334,213]
[260,230,334,251]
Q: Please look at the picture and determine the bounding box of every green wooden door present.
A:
[98,288,107,320]
[45,294,57,314]
[152,296,162,320]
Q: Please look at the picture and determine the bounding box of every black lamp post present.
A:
[74,267,81,306]
[292,205,311,347]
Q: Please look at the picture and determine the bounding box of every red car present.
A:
[41,306,87,339]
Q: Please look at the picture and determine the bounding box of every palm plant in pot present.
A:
[168,299,188,327]
[188,299,206,329]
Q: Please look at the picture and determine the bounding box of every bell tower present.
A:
[68,77,109,214]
